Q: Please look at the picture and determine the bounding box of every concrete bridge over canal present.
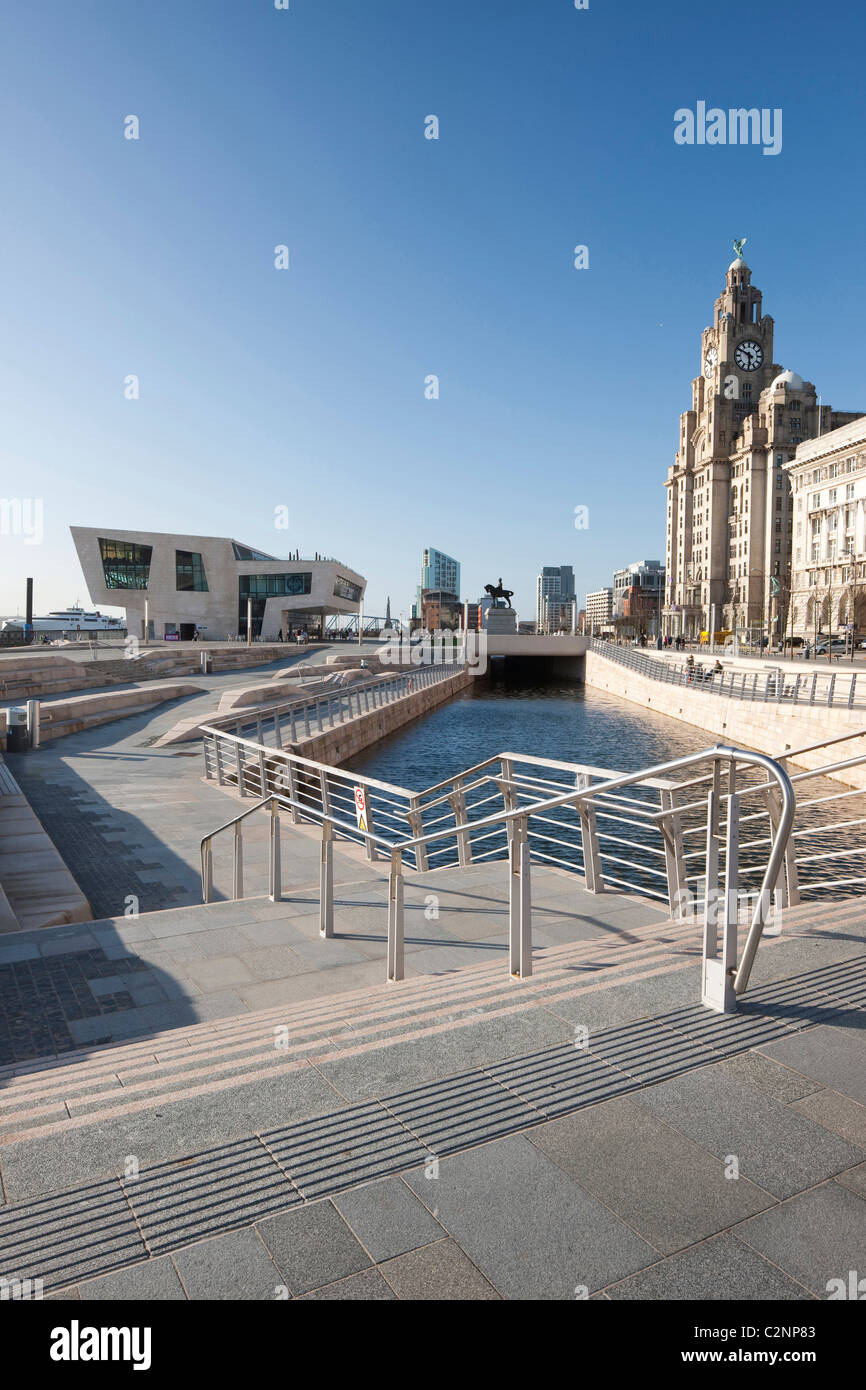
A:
[483,633,586,678]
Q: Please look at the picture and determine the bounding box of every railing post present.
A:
[214,736,224,786]
[509,815,532,979]
[284,756,301,824]
[809,673,817,704]
[269,801,282,902]
[319,768,331,816]
[387,846,404,982]
[765,756,800,907]
[235,741,245,797]
[702,786,738,1013]
[363,788,380,863]
[258,747,267,796]
[499,757,518,854]
[233,820,244,900]
[660,787,688,917]
[202,842,213,903]
[274,710,282,750]
[407,797,428,872]
[577,784,605,893]
[319,819,334,938]
[702,764,722,957]
[793,675,801,704]
[449,777,473,866]
[828,674,836,706]
[849,675,857,710]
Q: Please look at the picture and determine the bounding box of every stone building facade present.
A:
[786,416,866,643]
[663,254,861,642]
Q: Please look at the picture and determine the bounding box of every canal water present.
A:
[345,677,712,787]
[346,674,866,901]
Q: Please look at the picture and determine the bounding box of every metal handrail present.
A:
[199,742,795,1012]
[589,637,862,710]
[203,662,464,745]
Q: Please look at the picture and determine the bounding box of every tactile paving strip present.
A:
[261,1102,430,1199]
[126,1137,300,1254]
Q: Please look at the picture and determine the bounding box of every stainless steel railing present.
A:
[589,637,863,710]
[202,662,464,752]
[199,744,796,1014]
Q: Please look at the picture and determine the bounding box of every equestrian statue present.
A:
[484,578,514,608]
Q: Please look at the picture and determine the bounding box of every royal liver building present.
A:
[663,249,861,642]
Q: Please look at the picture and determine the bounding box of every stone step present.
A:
[0,886,854,1148]
[0,916,705,1142]
[0,942,694,1124]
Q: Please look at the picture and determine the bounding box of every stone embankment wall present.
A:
[584,651,866,789]
[292,667,476,766]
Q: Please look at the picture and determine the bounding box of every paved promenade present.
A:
[0,878,864,1300]
[2,649,369,921]
[1,657,864,1300]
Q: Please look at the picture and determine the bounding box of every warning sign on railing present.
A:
[354,786,368,831]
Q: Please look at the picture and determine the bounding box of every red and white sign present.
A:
[353,786,368,831]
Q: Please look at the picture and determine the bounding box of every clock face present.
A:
[704,347,718,378]
[734,340,764,372]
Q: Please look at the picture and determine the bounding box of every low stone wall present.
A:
[36,683,200,742]
[0,757,92,932]
[585,651,866,788]
[0,644,299,702]
[291,667,476,765]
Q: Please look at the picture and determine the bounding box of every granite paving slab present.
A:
[605,1233,812,1301]
[402,1133,659,1298]
[526,1095,774,1254]
[635,1064,865,1199]
[736,1182,866,1297]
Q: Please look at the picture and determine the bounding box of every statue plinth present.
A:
[485,606,517,635]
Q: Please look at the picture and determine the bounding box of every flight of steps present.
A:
[0,894,853,1149]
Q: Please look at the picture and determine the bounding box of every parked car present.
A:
[815,638,848,655]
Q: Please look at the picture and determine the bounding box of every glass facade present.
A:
[99,538,152,589]
[231,541,279,562]
[333,576,362,603]
[175,550,208,591]
[238,573,312,636]
[239,573,311,598]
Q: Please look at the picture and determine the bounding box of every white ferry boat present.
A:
[1,606,126,636]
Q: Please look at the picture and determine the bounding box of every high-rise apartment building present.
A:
[536,565,575,633]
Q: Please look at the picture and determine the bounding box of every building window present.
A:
[98,538,152,589]
[175,550,208,591]
[237,573,313,637]
[231,541,279,562]
[239,573,312,599]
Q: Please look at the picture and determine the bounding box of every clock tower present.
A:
[664,248,833,644]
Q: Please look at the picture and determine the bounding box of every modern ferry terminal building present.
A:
[70,527,366,641]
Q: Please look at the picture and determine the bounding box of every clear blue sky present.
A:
[1,0,864,620]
